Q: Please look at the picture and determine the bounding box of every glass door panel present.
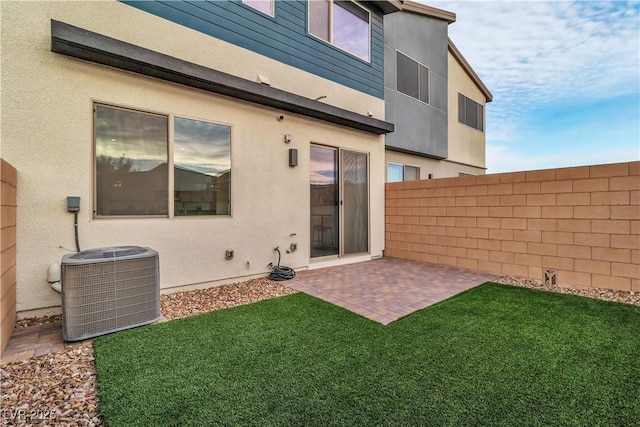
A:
[310,146,339,258]
[342,150,368,255]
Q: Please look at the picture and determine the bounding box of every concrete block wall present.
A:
[385,161,640,292]
[1,159,18,354]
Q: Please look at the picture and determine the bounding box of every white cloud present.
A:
[426,0,640,140]
[439,1,639,98]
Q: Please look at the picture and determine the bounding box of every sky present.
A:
[425,0,640,173]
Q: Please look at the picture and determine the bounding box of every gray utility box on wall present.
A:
[61,246,160,341]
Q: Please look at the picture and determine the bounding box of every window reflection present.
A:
[387,163,420,183]
[387,163,404,183]
[309,0,330,42]
[310,146,339,258]
[94,105,231,217]
[174,117,231,216]
[95,106,168,216]
[309,0,370,62]
[333,1,370,61]
[242,0,273,16]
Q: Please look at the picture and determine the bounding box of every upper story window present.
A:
[95,104,231,218]
[397,51,429,104]
[458,93,484,132]
[309,0,371,62]
[242,0,274,17]
[387,163,420,183]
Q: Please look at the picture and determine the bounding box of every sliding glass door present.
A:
[342,150,368,255]
[310,146,339,258]
[310,145,368,258]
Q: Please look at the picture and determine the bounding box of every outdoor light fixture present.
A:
[289,149,298,167]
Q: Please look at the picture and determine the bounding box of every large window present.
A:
[458,93,484,131]
[397,51,429,104]
[309,0,370,62]
[242,0,274,17]
[387,163,420,183]
[95,104,231,217]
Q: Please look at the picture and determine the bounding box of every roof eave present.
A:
[399,1,456,24]
[448,38,493,102]
[371,1,403,14]
[50,20,394,135]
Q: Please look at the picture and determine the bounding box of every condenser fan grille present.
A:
[61,247,160,341]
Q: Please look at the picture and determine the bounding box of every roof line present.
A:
[372,0,403,14]
[448,38,493,102]
[50,20,394,135]
[399,1,456,24]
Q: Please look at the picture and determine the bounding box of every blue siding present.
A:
[120,0,384,98]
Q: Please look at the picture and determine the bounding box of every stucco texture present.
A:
[447,50,487,169]
[383,11,449,159]
[1,1,386,313]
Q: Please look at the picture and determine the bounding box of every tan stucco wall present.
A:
[385,150,484,180]
[447,50,486,169]
[1,1,386,313]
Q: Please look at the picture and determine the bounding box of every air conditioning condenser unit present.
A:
[61,246,160,341]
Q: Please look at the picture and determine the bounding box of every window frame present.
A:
[241,0,275,17]
[458,93,484,132]
[396,50,429,105]
[93,102,232,219]
[387,162,421,183]
[404,164,420,181]
[307,0,372,63]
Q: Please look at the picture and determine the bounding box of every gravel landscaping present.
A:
[1,275,638,426]
[495,275,640,306]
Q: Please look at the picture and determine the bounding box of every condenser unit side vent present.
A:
[61,246,160,341]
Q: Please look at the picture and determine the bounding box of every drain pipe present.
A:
[48,262,62,293]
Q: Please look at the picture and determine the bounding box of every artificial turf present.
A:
[93,283,640,426]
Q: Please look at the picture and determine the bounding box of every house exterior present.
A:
[447,39,493,176]
[1,0,402,316]
[384,1,492,181]
[1,0,489,318]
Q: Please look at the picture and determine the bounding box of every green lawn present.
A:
[93,283,640,426]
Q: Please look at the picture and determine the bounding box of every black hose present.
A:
[268,247,295,281]
[74,211,80,252]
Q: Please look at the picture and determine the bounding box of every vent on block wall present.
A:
[61,246,160,341]
[544,269,557,287]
